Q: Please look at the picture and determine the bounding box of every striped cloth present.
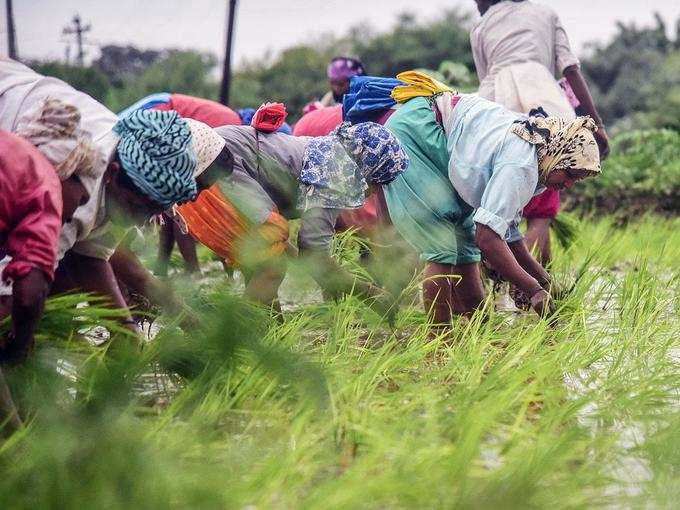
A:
[113,109,198,208]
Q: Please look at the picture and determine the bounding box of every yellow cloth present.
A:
[511,115,601,183]
[391,70,455,104]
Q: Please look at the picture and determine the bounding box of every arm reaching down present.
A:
[475,223,552,316]
[109,246,196,328]
[508,238,551,287]
[1,269,49,364]
[299,207,391,317]
[563,65,610,159]
[63,252,137,331]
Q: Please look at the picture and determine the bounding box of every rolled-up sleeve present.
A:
[298,207,340,252]
[473,164,536,239]
[505,221,523,243]
[554,12,580,73]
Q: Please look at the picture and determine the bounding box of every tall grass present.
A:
[0,216,678,508]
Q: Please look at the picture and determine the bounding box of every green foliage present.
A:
[566,129,680,215]
[93,44,163,87]
[231,45,334,119]
[581,13,680,130]
[105,51,219,113]
[351,10,475,80]
[30,61,111,104]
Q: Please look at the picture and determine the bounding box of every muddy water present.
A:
[561,274,679,499]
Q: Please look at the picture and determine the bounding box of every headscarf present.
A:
[299,121,409,209]
[184,118,226,178]
[251,102,288,133]
[238,105,291,134]
[113,109,198,208]
[327,57,365,81]
[15,98,99,181]
[391,70,454,104]
[342,75,403,124]
[511,108,601,183]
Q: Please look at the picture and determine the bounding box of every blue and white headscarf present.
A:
[299,121,409,209]
[113,109,198,208]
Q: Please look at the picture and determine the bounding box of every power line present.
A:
[62,14,91,66]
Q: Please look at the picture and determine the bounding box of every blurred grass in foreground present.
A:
[0,216,678,509]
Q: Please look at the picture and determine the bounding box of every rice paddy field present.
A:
[1,215,679,509]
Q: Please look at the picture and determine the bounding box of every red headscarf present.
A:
[251,103,288,133]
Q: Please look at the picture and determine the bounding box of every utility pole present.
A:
[62,14,91,66]
[5,0,17,59]
[219,0,238,106]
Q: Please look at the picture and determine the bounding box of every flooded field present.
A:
[1,216,678,509]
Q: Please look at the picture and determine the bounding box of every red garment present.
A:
[0,131,62,282]
[251,103,288,133]
[154,94,243,128]
[523,188,561,219]
[293,106,343,137]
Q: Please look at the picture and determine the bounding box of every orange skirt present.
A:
[176,184,288,267]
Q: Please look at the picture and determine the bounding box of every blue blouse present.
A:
[444,94,543,242]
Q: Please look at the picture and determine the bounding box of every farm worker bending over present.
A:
[293,104,389,237]
[383,71,601,326]
[0,99,98,363]
[174,103,409,310]
[0,99,97,431]
[119,92,243,276]
[470,0,609,265]
[0,59,225,331]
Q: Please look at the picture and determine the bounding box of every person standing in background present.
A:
[319,57,366,108]
[470,0,609,265]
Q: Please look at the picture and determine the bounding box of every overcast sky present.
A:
[2,0,679,66]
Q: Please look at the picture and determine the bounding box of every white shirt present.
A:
[0,58,121,260]
[442,94,544,242]
[470,1,580,100]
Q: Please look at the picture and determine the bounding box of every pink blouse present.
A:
[0,130,62,282]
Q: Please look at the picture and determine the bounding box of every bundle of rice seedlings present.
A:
[551,213,579,250]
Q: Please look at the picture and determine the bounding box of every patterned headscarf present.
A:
[184,118,226,178]
[113,109,198,208]
[299,121,409,210]
[15,98,99,180]
[511,109,601,183]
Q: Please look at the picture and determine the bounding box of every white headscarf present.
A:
[184,118,226,178]
[15,98,100,180]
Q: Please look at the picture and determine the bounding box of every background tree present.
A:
[106,51,219,113]
[93,45,163,87]
[581,13,677,130]
[30,61,110,104]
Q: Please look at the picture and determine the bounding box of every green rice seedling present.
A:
[550,212,579,250]
[0,217,678,508]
